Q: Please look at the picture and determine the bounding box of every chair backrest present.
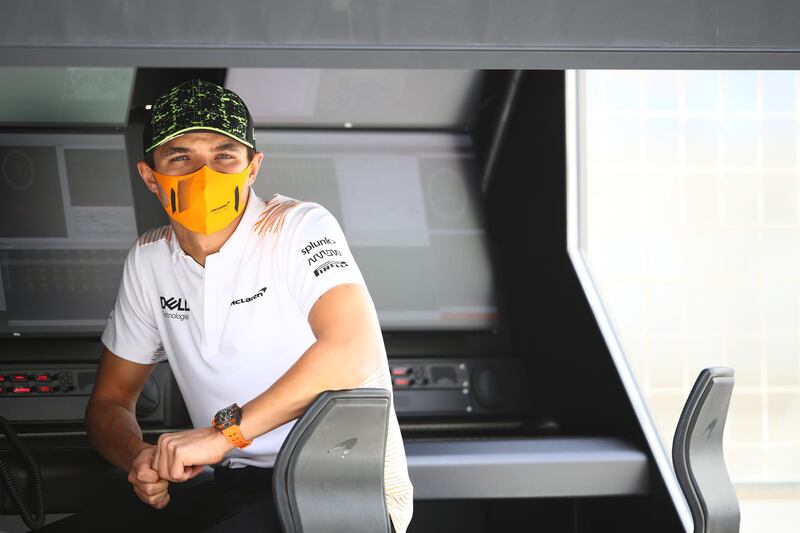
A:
[672,367,740,533]
[273,388,392,533]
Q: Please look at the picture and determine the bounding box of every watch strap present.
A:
[211,403,252,449]
[221,425,252,449]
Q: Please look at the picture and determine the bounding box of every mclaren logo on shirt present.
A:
[160,296,190,321]
[231,286,267,306]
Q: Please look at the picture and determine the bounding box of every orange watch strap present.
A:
[221,425,252,448]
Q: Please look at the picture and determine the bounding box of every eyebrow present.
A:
[159,142,243,158]
[213,142,243,153]
[160,146,191,157]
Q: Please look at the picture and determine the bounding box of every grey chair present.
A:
[672,367,740,533]
[272,388,393,533]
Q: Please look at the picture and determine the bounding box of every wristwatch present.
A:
[212,403,252,449]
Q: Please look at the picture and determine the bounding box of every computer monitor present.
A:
[0,129,498,335]
[253,130,498,331]
[0,133,137,335]
[0,67,135,127]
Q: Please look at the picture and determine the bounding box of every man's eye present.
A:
[170,155,188,162]
[217,153,233,159]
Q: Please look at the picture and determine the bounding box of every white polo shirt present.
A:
[101,189,413,532]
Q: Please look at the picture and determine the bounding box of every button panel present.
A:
[0,369,77,395]
[389,358,530,416]
[389,362,464,389]
[0,363,188,426]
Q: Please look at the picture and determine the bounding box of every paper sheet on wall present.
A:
[70,206,137,242]
[335,155,430,247]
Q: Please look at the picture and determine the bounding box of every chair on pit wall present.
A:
[272,388,393,533]
[673,367,740,533]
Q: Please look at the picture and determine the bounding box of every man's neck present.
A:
[171,208,246,268]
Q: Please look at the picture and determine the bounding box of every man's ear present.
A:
[136,160,160,195]
[247,151,264,188]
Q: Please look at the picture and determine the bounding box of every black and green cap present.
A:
[143,79,256,154]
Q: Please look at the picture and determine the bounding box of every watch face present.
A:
[214,403,241,429]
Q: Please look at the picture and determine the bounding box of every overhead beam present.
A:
[4,1,800,69]
[7,48,800,70]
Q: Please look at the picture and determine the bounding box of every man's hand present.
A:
[152,427,234,482]
[128,445,171,509]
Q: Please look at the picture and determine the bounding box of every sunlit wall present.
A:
[578,70,800,531]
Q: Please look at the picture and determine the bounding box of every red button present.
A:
[393,378,411,386]
[36,385,56,393]
[12,386,32,394]
[34,374,50,382]
[391,368,410,376]
[0,376,5,382]
[11,375,28,382]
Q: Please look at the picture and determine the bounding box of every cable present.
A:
[0,416,45,530]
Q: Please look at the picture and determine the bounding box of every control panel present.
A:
[1,369,80,396]
[0,357,529,424]
[389,358,529,416]
[0,363,188,426]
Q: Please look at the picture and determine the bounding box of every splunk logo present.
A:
[160,296,190,321]
[300,237,336,256]
[231,286,267,306]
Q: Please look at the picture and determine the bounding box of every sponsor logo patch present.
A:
[231,286,267,306]
[306,248,342,266]
[300,237,336,256]
[160,296,190,311]
[313,260,348,277]
[160,296,190,321]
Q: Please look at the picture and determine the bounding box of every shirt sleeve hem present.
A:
[100,336,159,366]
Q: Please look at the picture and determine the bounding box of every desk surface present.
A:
[405,436,649,499]
[1,434,650,503]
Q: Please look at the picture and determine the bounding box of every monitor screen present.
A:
[253,130,498,330]
[0,130,498,335]
[0,133,137,335]
[225,68,483,129]
[0,67,135,126]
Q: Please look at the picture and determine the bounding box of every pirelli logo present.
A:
[313,260,348,277]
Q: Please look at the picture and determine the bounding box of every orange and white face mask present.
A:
[151,162,252,235]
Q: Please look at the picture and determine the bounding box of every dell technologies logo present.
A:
[160,296,190,321]
[161,297,190,311]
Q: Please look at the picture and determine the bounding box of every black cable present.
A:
[0,416,45,530]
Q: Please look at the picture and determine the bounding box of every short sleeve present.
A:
[280,203,367,318]
[100,244,164,365]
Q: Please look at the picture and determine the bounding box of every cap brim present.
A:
[145,126,254,153]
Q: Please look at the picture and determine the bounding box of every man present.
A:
[42,79,412,532]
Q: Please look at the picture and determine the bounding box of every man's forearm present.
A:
[86,399,150,472]
[238,337,379,443]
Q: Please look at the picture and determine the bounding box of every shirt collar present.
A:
[169,187,265,265]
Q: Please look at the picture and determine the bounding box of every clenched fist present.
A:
[128,445,170,509]
[152,427,233,483]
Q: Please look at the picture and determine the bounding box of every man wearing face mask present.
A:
[40,80,412,533]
